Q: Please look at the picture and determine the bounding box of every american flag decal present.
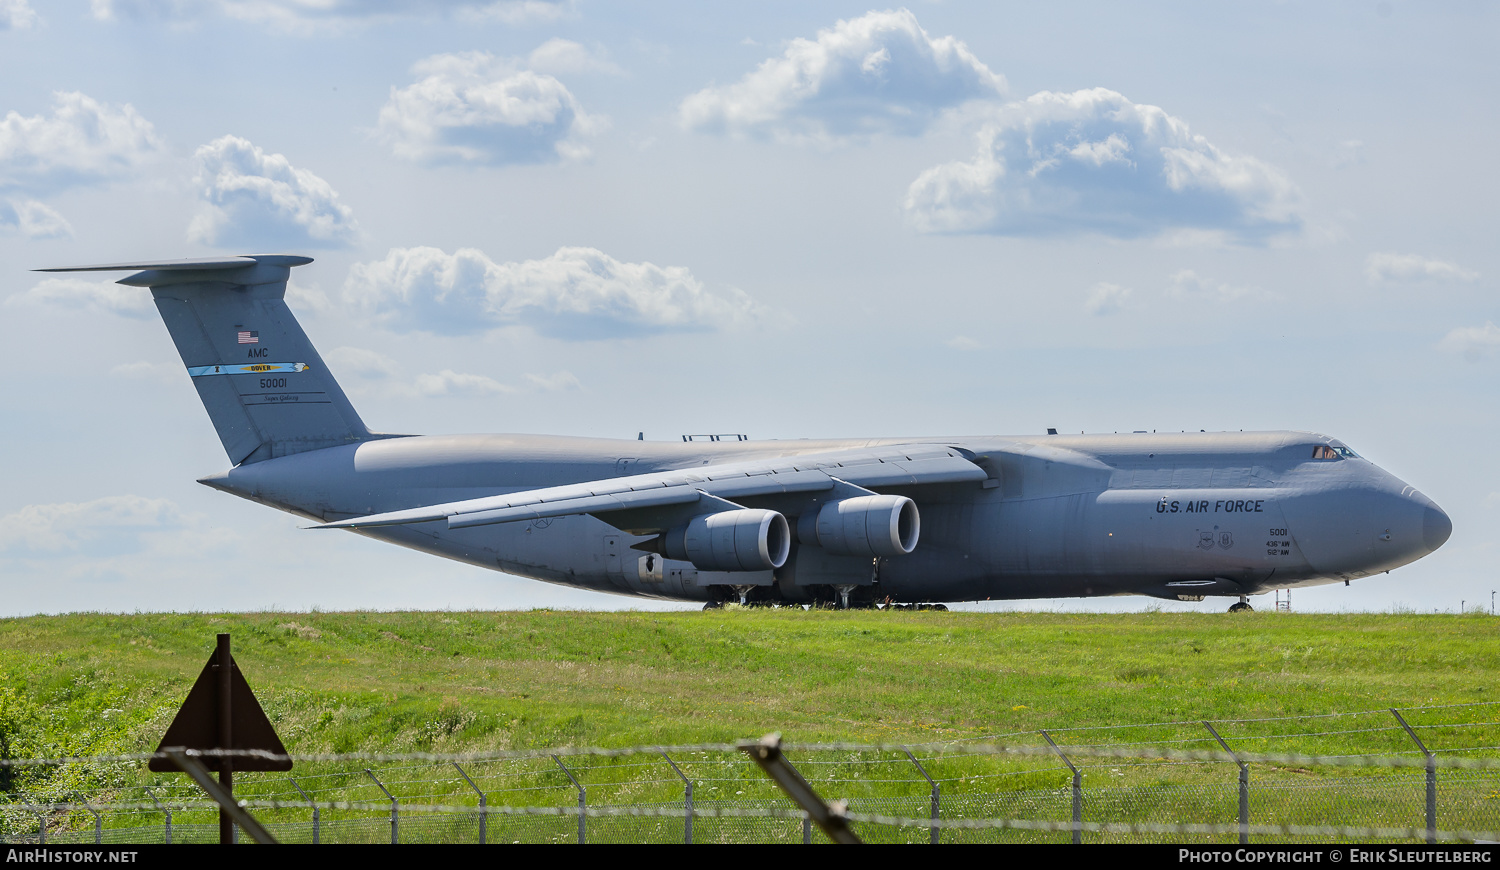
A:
[237,330,259,344]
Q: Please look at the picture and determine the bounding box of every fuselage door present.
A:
[604,535,624,582]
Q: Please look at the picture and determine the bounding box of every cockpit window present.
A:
[1311,445,1360,460]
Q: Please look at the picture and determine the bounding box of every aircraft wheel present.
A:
[702,601,723,611]
[1228,601,1253,613]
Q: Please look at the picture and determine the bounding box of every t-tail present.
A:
[38,255,371,465]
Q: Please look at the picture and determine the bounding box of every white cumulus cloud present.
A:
[412,369,514,397]
[1166,269,1260,302]
[903,88,1303,242]
[109,360,178,381]
[325,346,576,399]
[527,39,621,76]
[1085,282,1132,316]
[0,495,187,555]
[326,346,402,382]
[679,8,1004,143]
[0,91,162,193]
[0,199,73,238]
[90,1,566,31]
[1366,253,1478,284]
[525,370,581,391]
[187,135,359,248]
[1439,322,1500,361]
[1,0,37,29]
[459,1,568,24]
[7,276,153,318]
[377,50,601,166]
[344,246,762,339]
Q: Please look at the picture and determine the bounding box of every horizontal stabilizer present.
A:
[313,444,986,533]
[37,255,312,273]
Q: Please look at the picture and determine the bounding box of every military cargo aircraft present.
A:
[42,254,1452,611]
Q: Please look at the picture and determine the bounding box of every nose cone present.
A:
[1421,499,1453,553]
[1282,477,1451,578]
[1375,488,1451,572]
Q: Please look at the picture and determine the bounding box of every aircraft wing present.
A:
[314,444,987,533]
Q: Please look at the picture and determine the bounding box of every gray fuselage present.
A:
[200,429,1451,605]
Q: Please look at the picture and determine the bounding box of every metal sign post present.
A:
[150,633,292,845]
[740,734,862,844]
[216,635,233,844]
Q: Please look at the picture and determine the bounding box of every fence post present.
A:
[144,787,170,845]
[1390,708,1437,845]
[72,792,102,845]
[1040,731,1082,844]
[903,749,940,845]
[553,755,585,845]
[289,778,318,844]
[661,752,693,844]
[365,769,398,845]
[1204,722,1249,845]
[453,762,486,845]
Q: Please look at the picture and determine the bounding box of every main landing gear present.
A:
[1228,596,1253,613]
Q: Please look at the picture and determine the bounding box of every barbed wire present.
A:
[967,701,1500,739]
[1219,726,1406,741]
[14,723,1488,774]
[6,742,1500,774]
[5,798,1498,844]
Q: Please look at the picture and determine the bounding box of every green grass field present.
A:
[2,609,1495,758]
[2,609,1498,842]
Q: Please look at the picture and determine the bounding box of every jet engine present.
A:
[797,495,920,557]
[663,509,791,572]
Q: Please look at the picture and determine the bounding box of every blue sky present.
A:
[2,1,1496,615]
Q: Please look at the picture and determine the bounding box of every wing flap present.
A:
[836,454,989,487]
[447,485,703,529]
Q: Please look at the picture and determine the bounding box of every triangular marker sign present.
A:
[148,648,291,772]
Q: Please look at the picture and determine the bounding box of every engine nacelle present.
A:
[663,509,791,572]
[798,495,920,557]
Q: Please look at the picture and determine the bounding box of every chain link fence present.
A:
[5,701,1499,844]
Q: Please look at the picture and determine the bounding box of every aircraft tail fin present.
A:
[39,255,372,465]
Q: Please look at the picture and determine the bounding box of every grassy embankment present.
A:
[1,609,1496,837]
[2,608,1491,843]
[2,608,1493,756]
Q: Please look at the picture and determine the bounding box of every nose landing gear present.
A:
[1228,596,1253,613]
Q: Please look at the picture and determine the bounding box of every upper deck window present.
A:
[1311,445,1360,460]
